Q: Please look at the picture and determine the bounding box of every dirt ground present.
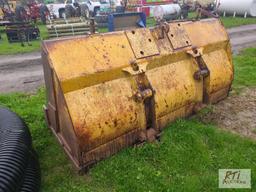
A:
[228,24,256,54]
[0,55,43,94]
[201,88,256,140]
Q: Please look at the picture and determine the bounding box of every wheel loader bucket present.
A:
[42,18,233,171]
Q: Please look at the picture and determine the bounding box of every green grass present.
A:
[147,17,156,27]
[0,24,47,55]
[232,48,256,92]
[188,11,256,28]
[98,27,108,33]
[221,17,256,28]
[0,91,256,191]
[0,45,256,191]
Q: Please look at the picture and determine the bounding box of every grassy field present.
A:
[187,12,256,28]
[221,17,256,28]
[232,48,256,92]
[1,15,256,55]
[0,47,256,191]
[0,24,48,55]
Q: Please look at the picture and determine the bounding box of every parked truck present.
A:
[46,0,102,18]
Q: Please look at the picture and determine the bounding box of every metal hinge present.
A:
[134,89,153,103]
[187,47,210,80]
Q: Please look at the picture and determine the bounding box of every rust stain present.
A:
[42,18,233,171]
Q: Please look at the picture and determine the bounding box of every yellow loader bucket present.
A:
[42,18,234,171]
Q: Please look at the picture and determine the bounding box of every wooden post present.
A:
[90,18,96,34]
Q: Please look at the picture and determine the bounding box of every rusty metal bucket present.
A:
[42,18,234,171]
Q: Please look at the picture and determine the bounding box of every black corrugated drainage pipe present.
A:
[0,107,40,192]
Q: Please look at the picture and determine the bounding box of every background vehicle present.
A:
[46,0,101,18]
[84,0,104,18]
[46,0,66,18]
[0,0,16,20]
[0,0,48,23]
